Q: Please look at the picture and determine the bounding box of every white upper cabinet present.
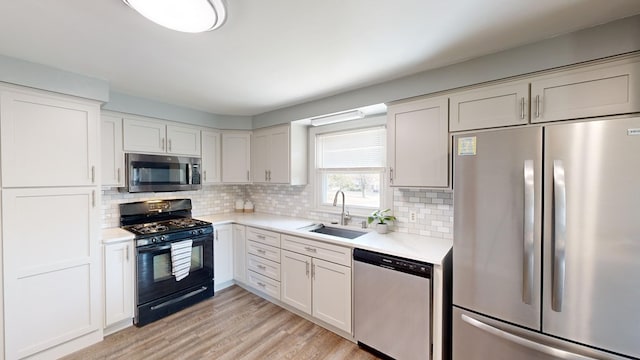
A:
[221,132,251,183]
[0,87,99,187]
[449,81,530,131]
[101,114,124,187]
[166,125,201,156]
[252,123,307,185]
[201,130,221,184]
[387,95,449,188]
[531,58,640,123]
[123,117,201,156]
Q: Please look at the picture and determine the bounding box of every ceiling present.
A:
[0,1,639,116]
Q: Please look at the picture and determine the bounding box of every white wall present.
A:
[253,14,640,128]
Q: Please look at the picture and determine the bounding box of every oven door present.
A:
[136,233,213,306]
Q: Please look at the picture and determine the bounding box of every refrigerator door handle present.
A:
[552,160,567,312]
[461,314,593,360]
[523,160,535,305]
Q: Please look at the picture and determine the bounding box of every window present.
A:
[313,122,387,214]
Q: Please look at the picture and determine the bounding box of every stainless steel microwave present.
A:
[121,153,202,193]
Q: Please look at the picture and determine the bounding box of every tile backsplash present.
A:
[102,184,453,239]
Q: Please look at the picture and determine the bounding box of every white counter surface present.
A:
[200,213,452,265]
[101,212,452,265]
[101,227,135,244]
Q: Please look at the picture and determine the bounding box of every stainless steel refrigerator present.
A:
[452,116,640,360]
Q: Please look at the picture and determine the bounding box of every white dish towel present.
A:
[171,239,193,281]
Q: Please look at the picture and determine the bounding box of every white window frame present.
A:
[308,115,390,217]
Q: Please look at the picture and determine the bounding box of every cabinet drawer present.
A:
[247,254,281,281]
[247,270,281,300]
[246,227,281,247]
[281,235,351,267]
[247,240,281,263]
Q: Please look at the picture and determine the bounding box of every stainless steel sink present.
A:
[299,223,367,239]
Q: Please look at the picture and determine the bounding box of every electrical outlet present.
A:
[409,211,417,223]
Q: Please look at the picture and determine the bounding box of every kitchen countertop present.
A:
[101,212,452,265]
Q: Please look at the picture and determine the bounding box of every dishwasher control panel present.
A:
[354,248,432,278]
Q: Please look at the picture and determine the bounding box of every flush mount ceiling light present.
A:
[310,110,365,126]
[122,0,227,33]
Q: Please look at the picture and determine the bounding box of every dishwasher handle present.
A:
[353,248,432,278]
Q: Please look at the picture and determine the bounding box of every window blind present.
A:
[317,127,386,169]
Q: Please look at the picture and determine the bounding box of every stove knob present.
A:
[160,235,167,242]
[198,229,204,235]
[151,237,157,243]
[191,230,197,235]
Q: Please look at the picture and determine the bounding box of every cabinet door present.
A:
[268,125,290,184]
[214,224,234,290]
[281,250,312,315]
[201,131,221,184]
[104,242,134,327]
[167,125,201,156]
[0,89,99,187]
[387,96,449,188]
[251,129,270,183]
[232,224,247,283]
[450,81,529,131]
[123,118,166,153]
[221,132,251,183]
[101,114,124,187]
[531,59,640,123]
[312,258,352,333]
[2,187,100,359]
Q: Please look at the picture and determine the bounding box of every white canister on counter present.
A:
[235,199,244,212]
[244,200,254,213]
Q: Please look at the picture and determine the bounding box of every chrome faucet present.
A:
[332,190,349,225]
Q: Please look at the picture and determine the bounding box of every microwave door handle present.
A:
[188,163,193,185]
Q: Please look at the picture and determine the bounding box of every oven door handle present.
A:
[137,239,209,253]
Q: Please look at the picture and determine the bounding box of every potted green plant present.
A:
[367,209,397,234]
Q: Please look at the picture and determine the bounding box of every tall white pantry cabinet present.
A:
[0,85,102,359]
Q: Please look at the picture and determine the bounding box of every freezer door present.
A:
[453,307,630,360]
[543,117,640,359]
[453,127,542,330]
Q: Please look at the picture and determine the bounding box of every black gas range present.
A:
[120,199,214,326]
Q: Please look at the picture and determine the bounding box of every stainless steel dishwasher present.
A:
[354,248,433,360]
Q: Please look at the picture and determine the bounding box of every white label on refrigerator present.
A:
[458,137,477,156]
[627,128,640,136]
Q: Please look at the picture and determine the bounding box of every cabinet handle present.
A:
[257,282,266,287]
[520,97,525,119]
[125,245,129,262]
[91,166,95,183]
[535,95,540,118]
[257,264,266,270]
[389,167,394,184]
[160,138,165,150]
[215,230,219,240]
[168,139,172,151]
[204,170,207,182]
[268,170,271,181]
[92,190,95,207]
[311,264,316,280]
[265,170,268,181]
[117,168,121,183]
[257,249,266,254]
[304,246,317,253]
[305,261,310,277]
[247,170,250,181]
[256,234,266,240]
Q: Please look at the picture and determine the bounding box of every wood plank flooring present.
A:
[63,285,379,360]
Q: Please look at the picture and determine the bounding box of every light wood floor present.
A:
[63,285,379,360]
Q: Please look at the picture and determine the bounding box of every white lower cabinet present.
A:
[214,224,234,291]
[104,241,134,329]
[232,224,247,283]
[281,236,352,334]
